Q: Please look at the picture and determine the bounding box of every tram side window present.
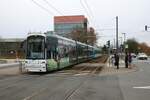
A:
[58,40,70,58]
[58,45,68,58]
[68,45,75,58]
[64,46,69,57]
[47,47,58,60]
[69,45,73,57]
[47,50,51,59]
[78,45,81,56]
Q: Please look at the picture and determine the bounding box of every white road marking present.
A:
[133,86,150,89]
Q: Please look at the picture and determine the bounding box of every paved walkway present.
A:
[100,57,138,76]
[0,59,18,63]
[0,62,21,75]
[0,63,19,68]
[0,66,20,75]
[106,58,125,68]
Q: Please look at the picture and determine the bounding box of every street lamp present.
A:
[119,37,123,54]
[116,16,119,54]
[122,33,126,53]
[122,33,126,45]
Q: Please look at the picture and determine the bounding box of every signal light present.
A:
[107,40,110,47]
[145,25,148,31]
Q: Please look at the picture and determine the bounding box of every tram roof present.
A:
[47,34,88,46]
[47,34,99,48]
[27,32,46,37]
[27,32,99,49]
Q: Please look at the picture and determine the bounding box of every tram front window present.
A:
[27,36,45,59]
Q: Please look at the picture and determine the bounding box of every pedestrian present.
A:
[115,53,119,69]
[111,55,115,66]
[114,54,117,66]
[128,52,132,69]
[125,52,128,68]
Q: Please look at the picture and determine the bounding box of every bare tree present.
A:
[87,27,97,46]
[69,27,97,46]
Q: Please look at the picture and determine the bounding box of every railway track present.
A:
[0,55,108,100]
[57,56,108,100]
[57,55,108,75]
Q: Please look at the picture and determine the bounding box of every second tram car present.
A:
[24,32,101,72]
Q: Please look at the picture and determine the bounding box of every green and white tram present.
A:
[24,32,101,72]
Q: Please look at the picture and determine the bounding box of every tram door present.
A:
[46,37,59,70]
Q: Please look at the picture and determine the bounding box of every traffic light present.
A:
[107,40,110,47]
[145,25,148,31]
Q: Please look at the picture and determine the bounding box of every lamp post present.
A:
[116,16,119,54]
[119,37,123,58]
[122,33,126,45]
[122,33,126,53]
[107,40,111,67]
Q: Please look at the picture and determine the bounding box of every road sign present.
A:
[125,44,128,49]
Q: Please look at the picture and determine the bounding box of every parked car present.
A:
[131,53,137,58]
[137,53,148,60]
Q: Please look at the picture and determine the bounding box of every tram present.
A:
[24,32,101,72]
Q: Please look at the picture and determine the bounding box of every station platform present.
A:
[100,57,138,76]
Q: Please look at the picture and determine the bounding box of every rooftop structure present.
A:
[54,15,87,24]
[0,38,25,42]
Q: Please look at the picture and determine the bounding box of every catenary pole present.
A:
[116,16,119,54]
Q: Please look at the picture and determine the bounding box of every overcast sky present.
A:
[0,0,150,46]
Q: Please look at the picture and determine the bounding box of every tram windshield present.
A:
[27,36,45,59]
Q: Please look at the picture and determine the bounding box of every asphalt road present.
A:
[118,58,150,100]
[0,58,149,100]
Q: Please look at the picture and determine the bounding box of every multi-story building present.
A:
[54,15,88,38]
